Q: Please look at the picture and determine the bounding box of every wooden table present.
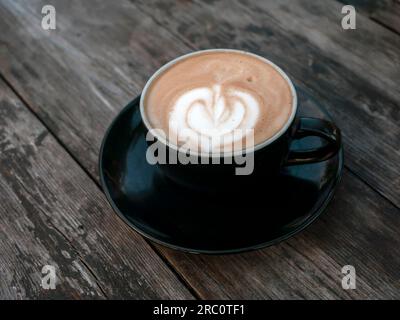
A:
[0,0,399,299]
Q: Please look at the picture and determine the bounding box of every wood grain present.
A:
[160,170,400,299]
[1,0,399,208]
[0,0,190,179]
[0,0,399,299]
[132,0,400,207]
[0,79,192,299]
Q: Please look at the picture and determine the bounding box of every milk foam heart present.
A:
[169,85,259,151]
[144,51,293,153]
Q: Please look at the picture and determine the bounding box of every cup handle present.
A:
[285,117,342,166]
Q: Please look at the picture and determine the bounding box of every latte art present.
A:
[143,50,293,154]
[169,85,259,152]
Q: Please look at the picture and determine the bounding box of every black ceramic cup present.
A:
[140,49,341,190]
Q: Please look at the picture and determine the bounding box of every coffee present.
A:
[143,50,293,153]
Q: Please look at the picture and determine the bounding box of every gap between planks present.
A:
[1,0,399,298]
[1,61,399,299]
[0,72,201,300]
[126,0,400,211]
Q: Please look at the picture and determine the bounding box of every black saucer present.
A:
[99,89,343,254]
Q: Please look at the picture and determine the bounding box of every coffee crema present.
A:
[143,51,293,153]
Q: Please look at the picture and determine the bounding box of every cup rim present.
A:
[140,49,298,158]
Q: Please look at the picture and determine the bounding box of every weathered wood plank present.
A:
[0,79,193,299]
[0,0,399,299]
[159,170,400,299]
[0,0,190,179]
[2,0,399,207]
[337,0,400,34]
[132,0,400,207]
